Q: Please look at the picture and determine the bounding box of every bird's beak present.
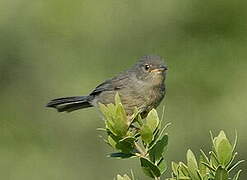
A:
[151,65,168,73]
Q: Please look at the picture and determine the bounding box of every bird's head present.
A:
[133,55,168,85]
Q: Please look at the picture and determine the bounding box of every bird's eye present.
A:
[144,64,150,71]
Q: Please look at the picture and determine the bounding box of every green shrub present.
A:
[98,94,243,180]
[167,131,244,180]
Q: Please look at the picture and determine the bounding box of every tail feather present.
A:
[46,96,93,112]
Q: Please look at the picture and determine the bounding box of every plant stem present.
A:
[134,142,146,157]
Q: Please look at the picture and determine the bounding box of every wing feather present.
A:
[90,73,130,96]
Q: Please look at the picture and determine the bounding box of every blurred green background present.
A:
[0,0,246,179]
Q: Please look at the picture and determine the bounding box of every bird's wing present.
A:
[90,80,114,95]
[90,74,130,96]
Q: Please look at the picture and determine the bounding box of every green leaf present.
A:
[178,162,190,177]
[140,124,153,144]
[171,161,179,176]
[217,139,232,166]
[187,149,198,169]
[196,170,203,180]
[157,158,167,174]
[116,174,132,180]
[96,127,107,132]
[130,107,141,123]
[114,105,128,137]
[226,152,237,169]
[122,175,132,180]
[108,103,116,113]
[100,100,129,138]
[233,170,242,180]
[212,131,224,152]
[108,135,117,148]
[198,155,207,177]
[106,120,117,136]
[115,101,127,120]
[136,113,143,126]
[200,149,210,165]
[140,157,161,178]
[115,92,122,105]
[232,130,238,153]
[99,103,109,118]
[176,177,191,180]
[109,152,135,159]
[215,166,228,180]
[146,109,159,132]
[213,131,233,162]
[149,135,168,163]
[116,137,135,153]
[187,149,200,180]
[130,170,135,180]
[148,129,160,148]
[201,162,216,172]
[228,160,245,172]
[209,151,219,169]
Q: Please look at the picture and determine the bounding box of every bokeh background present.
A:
[0,0,246,179]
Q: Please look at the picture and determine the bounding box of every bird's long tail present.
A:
[46,96,93,112]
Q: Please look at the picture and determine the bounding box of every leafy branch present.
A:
[97,93,244,180]
[167,131,244,180]
[99,93,170,179]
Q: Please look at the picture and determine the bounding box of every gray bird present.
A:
[46,55,168,118]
